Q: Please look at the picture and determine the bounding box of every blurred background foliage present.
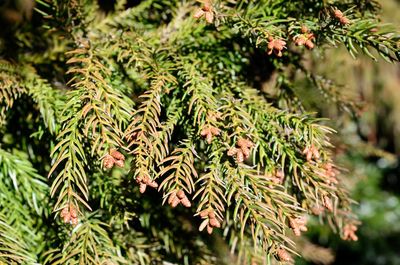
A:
[296,0,400,264]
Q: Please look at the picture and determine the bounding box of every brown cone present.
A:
[181,197,191,207]
[110,149,125,161]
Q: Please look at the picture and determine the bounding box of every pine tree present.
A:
[0,0,399,264]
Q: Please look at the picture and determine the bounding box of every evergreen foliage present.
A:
[0,0,399,264]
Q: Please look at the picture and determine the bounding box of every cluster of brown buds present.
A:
[201,125,221,144]
[342,223,358,241]
[319,163,339,185]
[277,248,292,262]
[294,26,315,49]
[168,189,191,208]
[289,216,308,236]
[267,37,287,57]
[60,203,78,226]
[227,137,254,163]
[323,195,333,212]
[103,149,125,169]
[136,175,158,193]
[199,209,221,234]
[333,9,350,25]
[194,0,214,23]
[302,144,320,161]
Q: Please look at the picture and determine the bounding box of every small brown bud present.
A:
[194,9,205,19]
[294,35,307,46]
[194,1,213,23]
[63,214,71,223]
[209,218,221,228]
[237,138,254,148]
[241,147,251,159]
[236,150,244,163]
[171,197,180,208]
[206,133,213,144]
[334,9,350,25]
[142,175,150,184]
[289,216,307,236]
[209,127,220,135]
[303,144,319,161]
[227,147,237,156]
[312,148,320,160]
[205,11,214,23]
[103,154,115,169]
[60,207,68,218]
[176,190,185,199]
[201,127,211,137]
[203,2,212,12]
[305,39,314,49]
[208,211,215,219]
[306,151,312,161]
[181,197,191,207]
[136,175,144,183]
[343,223,358,241]
[340,16,350,25]
[267,38,287,57]
[110,149,125,161]
[207,224,213,234]
[147,180,158,188]
[277,248,292,262]
[139,183,147,193]
[71,217,79,226]
[114,159,125,168]
[200,210,209,218]
[334,9,344,18]
[168,192,177,205]
[69,205,77,218]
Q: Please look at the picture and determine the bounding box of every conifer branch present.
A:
[194,144,226,233]
[49,40,133,219]
[0,148,49,263]
[0,214,37,264]
[126,70,177,193]
[44,217,126,264]
[158,139,198,207]
[1,0,396,263]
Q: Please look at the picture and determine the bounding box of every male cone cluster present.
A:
[289,216,308,236]
[103,149,125,169]
[194,0,214,23]
[267,37,287,57]
[343,223,358,241]
[136,175,158,193]
[199,209,221,234]
[60,203,78,226]
[294,26,316,49]
[228,137,254,163]
[168,189,191,208]
[277,248,292,262]
[201,125,220,144]
[334,9,350,25]
[302,144,320,161]
[318,163,339,185]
